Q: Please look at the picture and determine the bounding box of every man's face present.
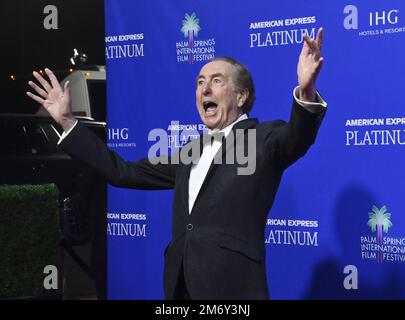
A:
[196,60,245,131]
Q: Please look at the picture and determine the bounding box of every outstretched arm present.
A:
[269,28,326,168]
[26,68,176,190]
[297,28,324,103]
[27,68,76,132]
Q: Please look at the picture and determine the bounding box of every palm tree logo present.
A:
[367,205,393,263]
[181,13,201,63]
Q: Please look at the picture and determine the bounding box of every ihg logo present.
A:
[343,4,399,30]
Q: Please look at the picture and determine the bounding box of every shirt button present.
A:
[186,223,193,231]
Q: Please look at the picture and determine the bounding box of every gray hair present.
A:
[210,56,256,114]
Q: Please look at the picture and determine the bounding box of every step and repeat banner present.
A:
[104,0,405,299]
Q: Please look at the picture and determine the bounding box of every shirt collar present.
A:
[207,113,248,138]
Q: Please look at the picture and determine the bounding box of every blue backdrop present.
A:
[104,0,405,299]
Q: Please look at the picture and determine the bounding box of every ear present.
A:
[237,89,249,108]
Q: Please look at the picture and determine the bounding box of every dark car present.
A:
[0,114,107,299]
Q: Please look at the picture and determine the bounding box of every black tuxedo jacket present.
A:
[60,100,325,299]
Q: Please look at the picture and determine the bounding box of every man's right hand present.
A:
[27,68,76,132]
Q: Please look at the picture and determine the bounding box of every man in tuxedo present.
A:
[27,28,326,299]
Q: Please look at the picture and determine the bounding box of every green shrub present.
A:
[0,184,61,298]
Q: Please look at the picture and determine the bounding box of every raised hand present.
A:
[27,68,76,131]
[297,28,324,102]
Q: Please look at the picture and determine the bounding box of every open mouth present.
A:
[203,101,218,115]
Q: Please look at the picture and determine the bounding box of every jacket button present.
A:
[186,223,193,231]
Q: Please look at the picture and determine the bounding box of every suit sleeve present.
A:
[59,121,176,190]
[268,98,326,169]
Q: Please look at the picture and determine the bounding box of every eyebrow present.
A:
[196,73,225,82]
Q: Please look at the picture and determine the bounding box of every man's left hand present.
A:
[297,27,324,102]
